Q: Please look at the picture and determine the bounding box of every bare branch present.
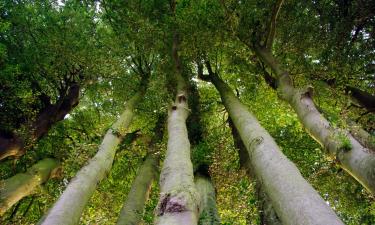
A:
[204,60,214,76]
[265,0,284,49]
[196,61,210,82]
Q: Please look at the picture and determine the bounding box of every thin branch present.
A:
[204,60,214,76]
[258,61,277,89]
[265,0,284,49]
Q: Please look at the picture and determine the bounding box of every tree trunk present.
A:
[209,73,343,225]
[228,118,281,225]
[39,88,146,225]
[254,45,375,194]
[154,30,199,223]
[0,83,80,160]
[0,158,60,216]
[116,154,159,225]
[0,132,24,161]
[194,166,220,225]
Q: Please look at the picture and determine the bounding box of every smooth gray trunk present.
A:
[116,154,158,225]
[39,91,144,225]
[210,73,343,225]
[0,158,60,216]
[228,118,281,225]
[154,86,199,225]
[154,30,199,224]
[195,170,220,225]
[254,45,375,194]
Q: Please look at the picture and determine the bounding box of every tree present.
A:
[199,62,343,224]
[154,3,199,223]
[116,153,159,225]
[0,1,101,160]
[220,0,375,194]
[194,165,220,225]
[116,114,164,225]
[0,158,60,216]
[228,117,281,225]
[39,71,150,225]
[0,0,374,224]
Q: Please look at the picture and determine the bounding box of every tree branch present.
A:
[265,0,284,49]
[259,61,277,89]
[196,61,210,82]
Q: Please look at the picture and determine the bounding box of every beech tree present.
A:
[116,153,158,225]
[221,0,375,194]
[194,165,220,225]
[198,62,343,224]
[116,114,164,225]
[0,0,374,224]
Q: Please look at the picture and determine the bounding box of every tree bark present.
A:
[116,154,159,225]
[194,166,220,225]
[0,158,60,216]
[253,45,375,195]
[209,72,343,225]
[0,83,80,160]
[39,86,146,225]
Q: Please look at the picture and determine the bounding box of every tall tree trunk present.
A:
[253,45,375,194]
[207,72,343,225]
[0,82,80,160]
[39,83,147,225]
[194,165,220,225]
[154,24,199,223]
[228,118,281,225]
[117,113,165,225]
[0,158,60,216]
[116,154,159,225]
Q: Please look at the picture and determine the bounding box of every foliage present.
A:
[0,0,374,224]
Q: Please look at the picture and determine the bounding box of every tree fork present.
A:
[254,45,375,195]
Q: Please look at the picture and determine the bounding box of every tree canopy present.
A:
[0,0,374,224]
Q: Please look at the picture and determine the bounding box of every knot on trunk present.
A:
[301,85,314,99]
[178,94,186,103]
[248,136,264,151]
